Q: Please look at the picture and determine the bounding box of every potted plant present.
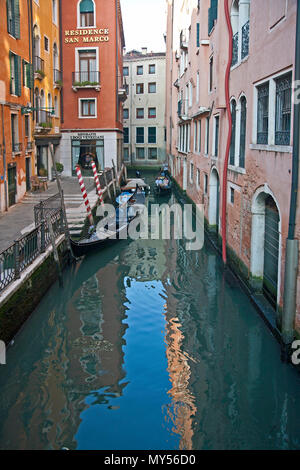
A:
[55,162,64,175]
[39,167,48,177]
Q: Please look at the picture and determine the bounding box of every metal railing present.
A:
[232,32,239,66]
[38,110,52,126]
[0,205,63,293]
[241,20,250,60]
[12,142,22,153]
[72,71,100,86]
[53,69,62,83]
[34,56,45,74]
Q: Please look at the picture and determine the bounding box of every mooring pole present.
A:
[103,169,112,201]
[91,160,104,205]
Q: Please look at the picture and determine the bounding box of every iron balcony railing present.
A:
[33,56,45,74]
[72,71,100,86]
[12,142,22,153]
[26,141,33,151]
[53,68,62,83]
[232,32,239,66]
[0,205,63,293]
[241,20,250,60]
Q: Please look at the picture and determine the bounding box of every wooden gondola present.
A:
[154,169,172,195]
[70,188,146,257]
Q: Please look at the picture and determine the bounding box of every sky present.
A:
[121,0,167,53]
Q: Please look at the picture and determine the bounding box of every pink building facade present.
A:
[165,0,300,336]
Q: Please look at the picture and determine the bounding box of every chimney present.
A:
[141,47,147,55]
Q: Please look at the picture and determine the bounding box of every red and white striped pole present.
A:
[91,160,104,205]
[75,165,94,226]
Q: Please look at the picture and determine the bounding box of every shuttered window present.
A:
[7,0,20,39]
[10,52,21,96]
[196,23,200,47]
[23,60,33,89]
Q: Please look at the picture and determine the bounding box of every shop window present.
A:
[72,138,104,175]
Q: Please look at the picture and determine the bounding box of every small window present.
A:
[79,0,95,27]
[214,115,219,157]
[148,82,156,93]
[275,72,292,146]
[123,66,129,76]
[148,127,156,144]
[124,127,129,144]
[257,82,269,145]
[136,83,144,94]
[123,147,129,161]
[190,162,194,182]
[209,56,213,92]
[149,64,155,74]
[148,107,156,119]
[80,99,96,117]
[148,148,157,160]
[136,147,145,159]
[136,108,144,119]
[137,65,143,75]
[24,114,30,138]
[136,127,144,144]
[44,36,49,52]
[204,174,208,194]
[230,187,235,204]
[196,169,200,187]
[123,108,129,119]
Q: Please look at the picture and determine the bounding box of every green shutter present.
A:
[196,23,200,47]
[14,0,20,38]
[15,55,21,96]
[7,0,13,34]
[9,51,13,94]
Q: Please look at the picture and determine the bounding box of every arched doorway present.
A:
[251,187,281,308]
[208,168,220,232]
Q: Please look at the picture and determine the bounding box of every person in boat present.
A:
[136,170,141,178]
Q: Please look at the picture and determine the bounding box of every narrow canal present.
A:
[0,172,300,450]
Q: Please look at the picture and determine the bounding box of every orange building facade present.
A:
[59,0,126,176]
[0,0,33,211]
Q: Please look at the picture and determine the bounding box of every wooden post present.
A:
[111,168,116,197]
[49,144,74,259]
[112,159,120,191]
[103,169,112,200]
[46,213,63,288]
[91,160,104,204]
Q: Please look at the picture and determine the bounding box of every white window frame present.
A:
[78,97,97,119]
[77,0,96,29]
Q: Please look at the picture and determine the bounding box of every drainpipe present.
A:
[1,104,8,212]
[282,0,300,347]
[222,0,233,264]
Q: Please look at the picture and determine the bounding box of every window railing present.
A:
[275,131,290,146]
[72,71,100,86]
[232,32,239,66]
[53,69,62,83]
[241,20,250,60]
[257,132,268,145]
[33,56,44,74]
[12,142,22,153]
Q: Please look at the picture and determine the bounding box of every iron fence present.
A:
[0,202,63,294]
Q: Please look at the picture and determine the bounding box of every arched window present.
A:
[34,88,40,123]
[54,96,59,117]
[52,0,57,24]
[239,96,247,168]
[231,0,250,65]
[79,0,95,27]
[229,99,236,165]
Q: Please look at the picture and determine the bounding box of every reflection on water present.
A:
[0,173,300,450]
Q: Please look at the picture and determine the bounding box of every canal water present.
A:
[0,172,300,450]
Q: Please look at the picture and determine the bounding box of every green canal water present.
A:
[0,173,300,450]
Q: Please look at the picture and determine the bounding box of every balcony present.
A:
[72,71,101,92]
[34,56,45,80]
[177,99,189,120]
[12,142,22,154]
[26,141,33,152]
[35,111,53,134]
[118,78,127,102]
[53,69,62,88]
